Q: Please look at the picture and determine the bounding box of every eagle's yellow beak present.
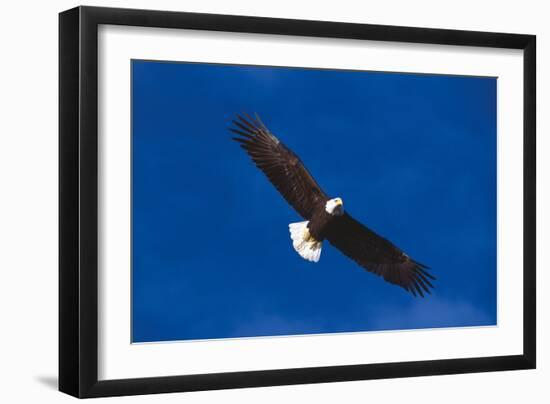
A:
[334,198,343,206]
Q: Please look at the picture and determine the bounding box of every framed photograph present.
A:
[59,6,536,398]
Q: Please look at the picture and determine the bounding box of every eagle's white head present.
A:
[325,197,344,216]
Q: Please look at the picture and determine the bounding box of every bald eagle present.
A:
[231,113,434,297]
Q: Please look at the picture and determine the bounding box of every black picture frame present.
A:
[59,5,536,398]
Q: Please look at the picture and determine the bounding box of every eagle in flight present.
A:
[231,113,435,297]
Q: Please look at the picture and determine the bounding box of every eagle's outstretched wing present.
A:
[231,113,328,219]
[325,213,435,297]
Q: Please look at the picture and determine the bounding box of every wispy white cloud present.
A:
[364,296,495,331]
[228,312,323,338]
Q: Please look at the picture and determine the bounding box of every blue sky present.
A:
[131,60,497,343]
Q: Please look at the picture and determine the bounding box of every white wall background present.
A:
[0,0,546,402]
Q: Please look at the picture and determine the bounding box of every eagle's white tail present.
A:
[289,221,322,263]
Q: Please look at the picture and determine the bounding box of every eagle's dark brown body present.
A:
[230,113,435,297]
[307,203,337,241]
